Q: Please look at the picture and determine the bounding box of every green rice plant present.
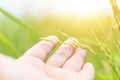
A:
[0,32,21,57]
[41,30,119,80]
[0,1,120,79]
[108,16,120,52]
[89,28,120,80]
[57,31,99,56]
[0,7,43,37]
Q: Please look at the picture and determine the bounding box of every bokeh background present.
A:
[0,0,120,80]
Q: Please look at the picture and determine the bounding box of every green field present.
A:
[0,6,120,80]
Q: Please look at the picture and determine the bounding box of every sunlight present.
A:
[51,0,105,16]
[0,0,111,17]
[74,0,103,15]
[117,0,120,9]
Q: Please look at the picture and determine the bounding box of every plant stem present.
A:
[0,32,21,57]
[89,27,120,79]
[0,7,43,36]
[109,0,120,31]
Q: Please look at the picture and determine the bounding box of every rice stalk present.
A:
[109,0,120,31]
[57,31,103,57]
[0,32,21,57]
[112,27,120,53]
[0,7,43,36]
[88,28,110,59]
[89,27,120,80]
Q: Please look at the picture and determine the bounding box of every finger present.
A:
[23,36,58,61]
[78,63,95,80]
[46,38,77,67]
[62,48,87,72]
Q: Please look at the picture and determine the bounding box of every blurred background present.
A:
[0,0,120,80]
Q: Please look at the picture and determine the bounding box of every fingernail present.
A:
[76,48,86,52]
[64,37,78,46]
[46,36,59,40]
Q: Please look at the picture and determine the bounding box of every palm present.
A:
[1,36,94,80]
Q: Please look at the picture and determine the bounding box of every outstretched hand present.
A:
[0,36,94,80]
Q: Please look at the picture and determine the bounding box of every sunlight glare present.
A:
[0,0,111,17]
[52,0,104,16]
[117,0,120,9]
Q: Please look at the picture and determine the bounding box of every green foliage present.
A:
[0,3,120,80]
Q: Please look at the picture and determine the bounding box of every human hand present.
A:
[0,36,94,80]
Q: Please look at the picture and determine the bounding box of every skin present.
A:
[0,36,95,80]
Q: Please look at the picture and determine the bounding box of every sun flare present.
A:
[1,0,119,17]
[52,0,105,16]
[117,0,120,9]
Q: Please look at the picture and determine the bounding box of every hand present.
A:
[0,36,94,80]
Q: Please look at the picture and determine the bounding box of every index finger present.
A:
[23,36,58,61]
